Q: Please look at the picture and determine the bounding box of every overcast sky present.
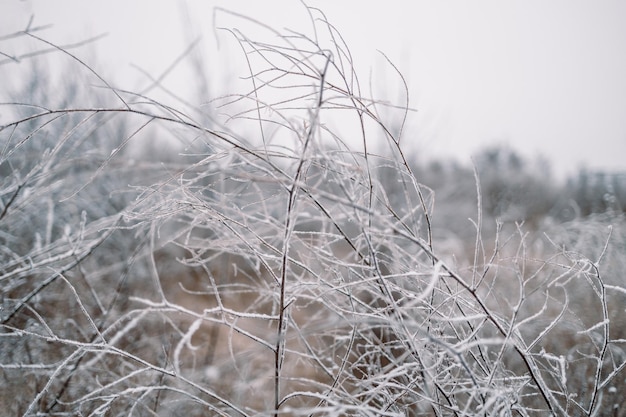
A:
[3,1,626,180]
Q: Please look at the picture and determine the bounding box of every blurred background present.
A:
[2,0,626,180]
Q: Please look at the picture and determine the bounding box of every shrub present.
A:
[1,5,625,416]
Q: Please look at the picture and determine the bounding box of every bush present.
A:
[2,5,625,416]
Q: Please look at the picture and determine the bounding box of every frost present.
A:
[2,4,625,416]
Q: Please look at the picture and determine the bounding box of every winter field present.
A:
[1,5,626,416]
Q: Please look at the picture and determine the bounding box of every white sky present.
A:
[2,0,626,180]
